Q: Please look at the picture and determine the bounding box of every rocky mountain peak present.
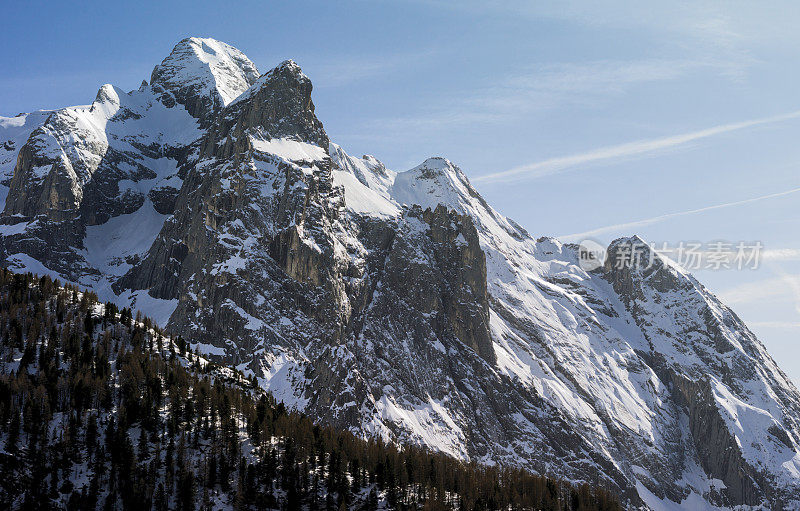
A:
[275,59,305,78]
[203,57,329,155]
[232,59,311,106]
[408,158,474,193]
[415,156,461,175]
[392,156,488,217]
[92,83,120,108]
[604,235,692,298]
[149,37,260,125]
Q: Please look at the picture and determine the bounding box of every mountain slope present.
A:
[0,271,619,510]
[1,37,799,509]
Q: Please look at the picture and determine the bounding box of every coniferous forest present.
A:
[0,269,621,510]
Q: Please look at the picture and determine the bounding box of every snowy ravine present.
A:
[2,37,800,509]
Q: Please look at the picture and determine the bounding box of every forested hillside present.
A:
[0,270,619,510]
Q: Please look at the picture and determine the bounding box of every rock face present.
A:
[2,37,800,509]
[601,239,800,507]
[417,205,494,364]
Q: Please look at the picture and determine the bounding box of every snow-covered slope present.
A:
[330,145,800,508]
[2,37,799,509]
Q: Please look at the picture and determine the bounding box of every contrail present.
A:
[473,110,800,183]
[560,186,800,241]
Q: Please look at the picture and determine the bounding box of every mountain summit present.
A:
[1,37,799,509]
[150,37,260,124]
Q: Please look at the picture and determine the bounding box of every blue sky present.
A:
[3,1,800,381]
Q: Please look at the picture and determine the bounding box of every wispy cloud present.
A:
[407,1,766,60]
[474,109,800,184]
[372,58,725,134]
[718,269,800,329]
[357,1,800,142]
[405,1,759,74]
[770,266,800,316]
[717,275,798,305]
[559,185,800,241]
[472,59,704,110]
[762,249,800,262]
[748,321,800,329]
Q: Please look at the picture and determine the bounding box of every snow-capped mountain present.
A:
[2,37,800,509]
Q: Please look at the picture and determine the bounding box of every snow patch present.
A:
[251,137,328,162]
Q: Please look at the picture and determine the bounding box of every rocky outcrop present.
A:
[670,373,765,506]
[147,184,180,215]
[4,116,102,222]
[199,59,329,160]
[419,205,494,363]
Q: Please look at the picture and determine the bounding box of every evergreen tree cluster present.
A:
[0,270,620,510]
